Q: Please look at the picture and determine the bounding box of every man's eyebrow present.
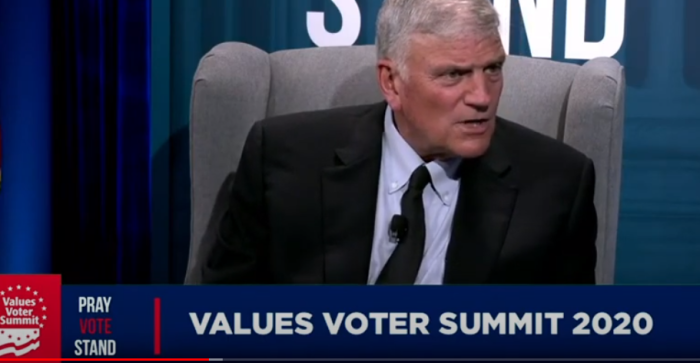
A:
[489,56,507,65]
[434,58,506,71]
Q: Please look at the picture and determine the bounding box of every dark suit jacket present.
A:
[200,102,597,284]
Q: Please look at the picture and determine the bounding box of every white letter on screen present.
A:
[482,313,506,335]
[345,312,369,335]
[492,0,511,55]
[546,312,564,335]
[190,312,210,335]
[275,312,295,335]
[252,313,273,335]
[210,312,233,335]
[389,312,408,334]
[369,312,388,334]
[295,312,314,335]
[307,0,361,47]
[509,312,533,335]
[323,312,345,335]
[410,313,430,335]
[233,312,251,335]
[565,0,625,59]
[519,0,554,58]
[439,312,457,335]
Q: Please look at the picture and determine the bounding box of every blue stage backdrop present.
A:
[49,0,152,284]
[0,0,52,275]
[151,0,700,284]
[0,0,152,283]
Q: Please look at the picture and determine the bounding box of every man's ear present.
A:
[377,59,403,112]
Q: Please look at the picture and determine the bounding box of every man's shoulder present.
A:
[496,117,591,178]
[258,102,382,136]
[249,102,384,165]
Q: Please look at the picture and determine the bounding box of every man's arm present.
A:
[549,157,598,284]
[200,121,271,284]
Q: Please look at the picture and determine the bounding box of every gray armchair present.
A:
[185,42,625,285]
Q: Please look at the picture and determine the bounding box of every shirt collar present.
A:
[382,106,461,205]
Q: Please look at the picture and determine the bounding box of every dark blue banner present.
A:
[59,286,699,359]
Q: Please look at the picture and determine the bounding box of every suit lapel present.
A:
[322,103,386,284]
[444,122,519,284]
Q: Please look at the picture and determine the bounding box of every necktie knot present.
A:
[408,165,431,191]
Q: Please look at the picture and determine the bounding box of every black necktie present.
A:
[376,164,432,284]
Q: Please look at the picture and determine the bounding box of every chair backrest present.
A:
[186,42,625,285]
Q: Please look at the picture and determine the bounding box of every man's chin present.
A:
[451,140,492,159]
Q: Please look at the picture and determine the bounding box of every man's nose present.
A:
[463,73,492,112]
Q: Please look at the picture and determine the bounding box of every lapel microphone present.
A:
[388,214,409,243]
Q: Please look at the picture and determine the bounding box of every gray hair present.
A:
[376,0,501,74]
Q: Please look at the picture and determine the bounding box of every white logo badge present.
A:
[0,285,47,357]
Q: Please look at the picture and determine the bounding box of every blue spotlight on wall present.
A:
[0,0,52,273]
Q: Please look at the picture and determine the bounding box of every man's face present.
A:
[383,34,506,160]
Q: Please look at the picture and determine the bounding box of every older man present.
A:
[200,0,597,285]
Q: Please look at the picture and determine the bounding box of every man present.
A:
[200,0,597,285]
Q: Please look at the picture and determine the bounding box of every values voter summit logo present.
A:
[0,275,61,358]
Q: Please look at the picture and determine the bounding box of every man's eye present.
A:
[445,70,464,79]
[486,64,503,74]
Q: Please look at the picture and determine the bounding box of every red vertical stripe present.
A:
[154,298,161,355]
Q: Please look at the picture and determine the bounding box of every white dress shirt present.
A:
[367,106,462,285]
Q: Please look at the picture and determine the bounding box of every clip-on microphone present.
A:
[388,214,409,243]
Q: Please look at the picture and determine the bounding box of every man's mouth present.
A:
[455,119,490,134]
[460,119,488,124]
